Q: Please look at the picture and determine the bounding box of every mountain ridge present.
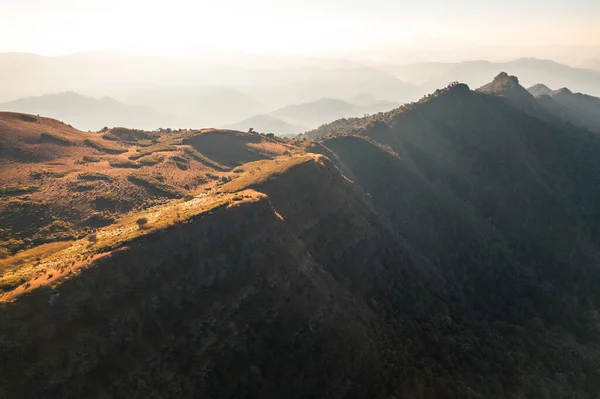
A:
[383,57,600,97]
[3,73,600,397]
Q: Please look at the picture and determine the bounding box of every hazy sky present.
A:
[2,0,600,58]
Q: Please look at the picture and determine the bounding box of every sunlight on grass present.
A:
[222,154,320,192]
[0,190,266,301]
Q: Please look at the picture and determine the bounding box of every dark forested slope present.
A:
[528,85,600,134]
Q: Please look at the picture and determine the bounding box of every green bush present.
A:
[32,220,78,244]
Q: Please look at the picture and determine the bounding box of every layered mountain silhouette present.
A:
[0,91,182,131]
[225,96,401,134]
[528,83,553,97]
[123,86,266,127]
[3,73,600,397]
[384,58,600,97]
[269,97,400,130]
[527,84,600,133]
[0,52,418,117]
[224,114,307,134]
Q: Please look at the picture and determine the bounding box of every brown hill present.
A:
[0,112,297,258]
[182,129,292,166]
[0,112,84,163]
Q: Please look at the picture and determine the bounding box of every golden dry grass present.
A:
[0,113,309,300]
[0,241,73,276]
[0,189,266,302]
[222,154,321,192]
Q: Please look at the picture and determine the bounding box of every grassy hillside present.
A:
[0,112,298,258]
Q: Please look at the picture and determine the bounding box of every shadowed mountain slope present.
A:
[527,85,600,133]
[476,72,545,116]
[3,75,600,398]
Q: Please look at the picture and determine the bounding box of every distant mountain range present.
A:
[271,98,363,128]
[224,114,306,135]
[527,84,600,134]
[472,72,600,135]
[4,53,600,135]
[0,91,182,131]
[269,97,400,130]
[123,86,266,127]
[0,52,419,115]
[224,96,401,134]
[382,58,600,97]
[0,90,401,134]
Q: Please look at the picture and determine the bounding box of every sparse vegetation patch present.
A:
[32,220,79,245]
[109,160,142,169]
[183,147,229,171]
[0,185,39,196]
[70,182,96,192]
[19,115,37,123]
[83,139,128,154]
[80,155,102,163]
[84,211,116,228]
[128,173,188,198]
[78,172,113,181]
[30,170,67,180]
[40,132,73,145]
[103,128,157,142]
[170,155,189,170]
[138,155,164,166]
[135,143,178,157]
